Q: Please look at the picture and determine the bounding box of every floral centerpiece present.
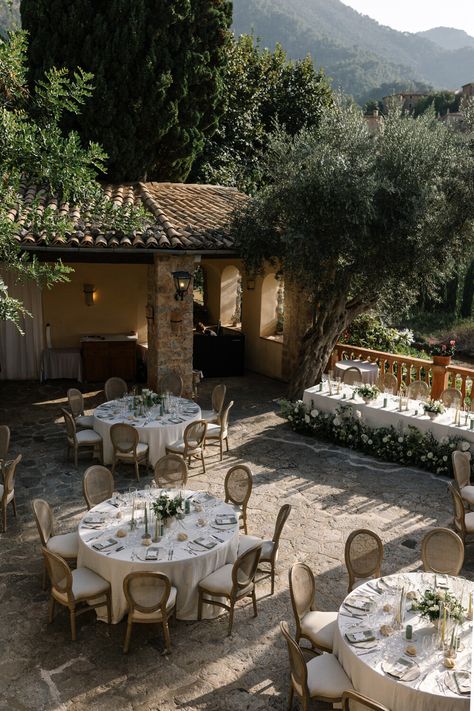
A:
[423,399,445,419]
[356,384,380,402]
[412,589,465,624]
[152,493,184,521]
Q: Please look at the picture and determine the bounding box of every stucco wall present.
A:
[42,263,148,348]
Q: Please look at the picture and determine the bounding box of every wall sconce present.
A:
[246,277,256,291]
[83,283,96,306]
[172,271,192,301]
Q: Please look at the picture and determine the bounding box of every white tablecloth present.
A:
[334,573,472,711]
[40,348,83,382]
[77,489,239,622]
[93,398,202,466]
[302,386,474,450]
[335,359,379,385]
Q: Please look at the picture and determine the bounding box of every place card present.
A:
[435,574,449,589]
[145,546,162,560]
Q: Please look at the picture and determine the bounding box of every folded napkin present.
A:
[92,537,117,551]
[84,514,106,525]
[215,514,237,525]
[345,629,376,644]
[145,546,162,561]
[344,598,372,613]
[193,536,217,550]
[435,574,449,589]
[451,671,471,695]
[383,657,417,680]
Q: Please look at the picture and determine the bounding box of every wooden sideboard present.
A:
[81,338,136,382]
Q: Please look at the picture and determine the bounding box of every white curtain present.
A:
[0,267,44,380]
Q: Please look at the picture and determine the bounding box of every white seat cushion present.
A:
[76,429,102,445]
[131,586,178,621]
[116,442,149,459]
[205,423,222,438]
[464,511,474,532]
[461,486,474,505]
[238,535,274,561]
[306,652,353,699]
[199,564,253,597]
[46,531,79,559]
[76,415,95,428]
[54,566,109,603]
[300,610,337,651]
[0,484,14,504]
[167,440,201,454]
[201,409,219,424]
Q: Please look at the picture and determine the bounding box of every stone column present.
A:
[281,278,314,383]
[147,254,195,397]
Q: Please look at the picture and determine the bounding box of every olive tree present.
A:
[232,101,474,398]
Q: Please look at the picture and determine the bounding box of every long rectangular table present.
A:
[303,385,474,450]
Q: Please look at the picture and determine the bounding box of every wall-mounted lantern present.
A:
[83,283,96,306]
[172,271,192,301]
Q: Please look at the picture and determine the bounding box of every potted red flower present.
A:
[429,339,456,366]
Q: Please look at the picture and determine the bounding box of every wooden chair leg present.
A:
[287,684,294,711]
[106,591,112,625]
[123,615,133,653]
[251,589,258,617]
[201,451,206,474]
[48,596,55,623]
[11,497,17,517]
[197,590,203,621]
[69,608,77,641]
[219,439,223,461]
[111,456,117,477]
[227,600,235,636]
[162,617,171,653]
[43,563,48,591]
[134,459,140,481]
[225,436,229,452]
[2,504,6,533]
[270,565,275,596]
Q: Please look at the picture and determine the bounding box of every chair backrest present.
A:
[42,547,73,599]
[2,454,21,501]
[105,377,127,401]
[211,383,226,414]
[272,504,292,546]
[83,465,115,509]
[183,420,207,449]
[407,380,430,401]
[225,465,252,508]
[61,408,77,442]
[219,400,234,436]
[0,425,10,460]
[342,366,362,386]
[421,527,464,576]
[289,562,315,623]
[158,371,183,397]
[123,571,171,615]
[110,423,139,454]
[449,482,466,538]
[345,529,383,589]
[153,454,188,488]
[452,451,472,489]
[32,498,54,545]
[440,388,462,409]
[232,543,262,593]
[342,690,391,711]
[67,388,84,417]
[378,372,398,393]
[280,621,308,699]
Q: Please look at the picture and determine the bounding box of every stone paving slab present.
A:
[0,374,470,710]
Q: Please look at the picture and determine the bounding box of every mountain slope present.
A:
[417,27,474,51]
[232,0,474,99]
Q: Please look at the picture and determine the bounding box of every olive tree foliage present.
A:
[232,101,474,397]
[0,32,145,328]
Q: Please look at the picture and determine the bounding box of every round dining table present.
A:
[333,572,472,711]
[335,359,379,385]
[93,397,202,467]
[77,489,239,622]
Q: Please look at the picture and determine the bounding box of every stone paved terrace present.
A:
[0,374,471,711]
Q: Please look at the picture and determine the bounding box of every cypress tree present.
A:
[21,0,231,182]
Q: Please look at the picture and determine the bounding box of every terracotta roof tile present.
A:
[13,181,246,253]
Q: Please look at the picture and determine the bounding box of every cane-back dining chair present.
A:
[0,424,10,463]
[239,504,291,595]
[197,543,262,636]
[341,690,390,711]
[153,454,188,489]
[165,420,207,473]
[67,388,94,428]
[104,377,127,402]
[377,372,398,393]
[342,366,363,386]
[280,621,352,710]
[421,528,464,576]
[61,408,103,468]
[345,529,383,593]
[452,451,474,507]
[158,371,183,397]
[449,481,474,544]
[224,464,252,534]
[440,388,462,409]
[32,498,79,588]
[83,465,115,509]
[110,423,148,481]
[201,383,227,424]
[204,400,234,461]
[406,380,430,401]
[42,547,111,641]
[289,561,337,654]
[1,453,21,532]
[122,571,177,653]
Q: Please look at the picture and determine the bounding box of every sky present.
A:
[340,0,474,37]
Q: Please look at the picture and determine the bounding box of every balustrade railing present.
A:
[329,343,473,404]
